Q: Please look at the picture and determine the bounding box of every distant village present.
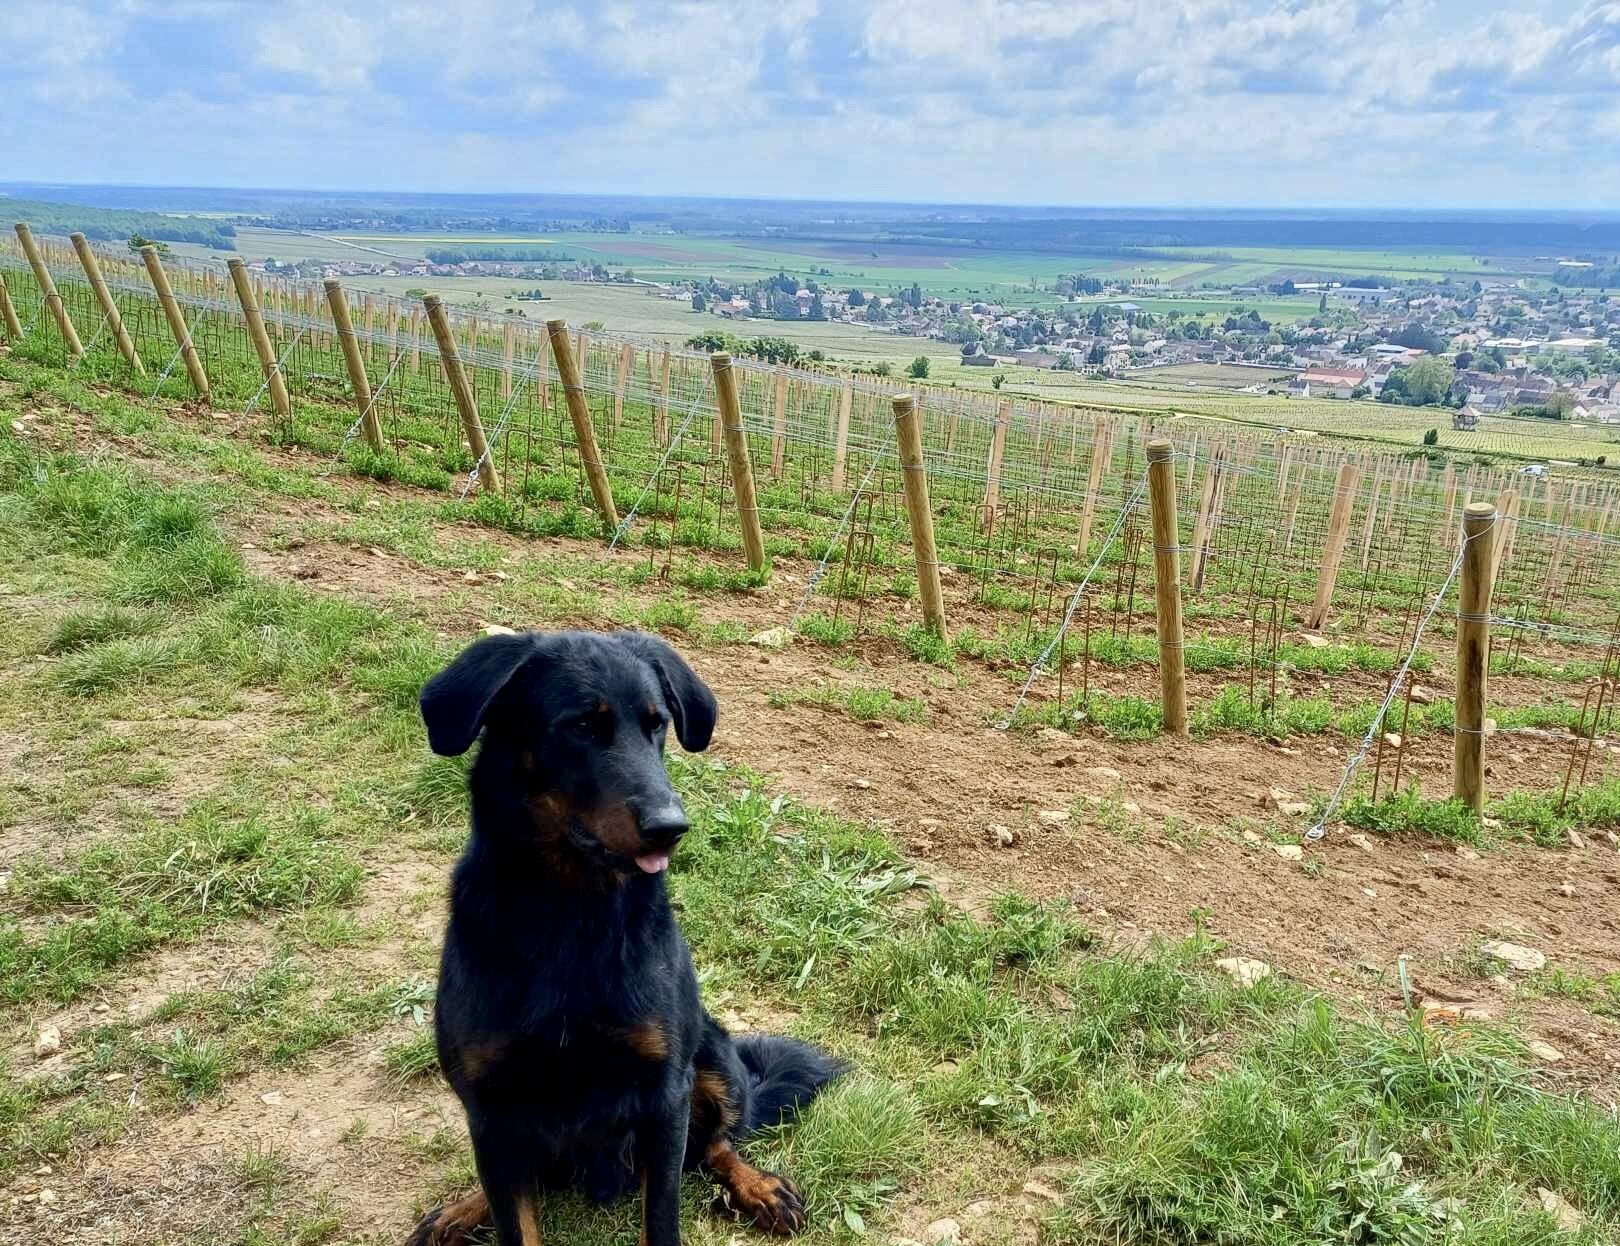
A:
[254,251,1620,427]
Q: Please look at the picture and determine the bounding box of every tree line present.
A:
[423,245,578,264]
[4,197,236,250]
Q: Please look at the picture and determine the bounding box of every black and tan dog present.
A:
[408,629,843,1246]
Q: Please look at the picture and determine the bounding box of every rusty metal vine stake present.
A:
[1081,593,1094,711]
[1559,679,1609,810]
[1389,675,1417,795]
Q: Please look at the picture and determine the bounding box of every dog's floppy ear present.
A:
[616,631,717,752]
[420,632,542,756]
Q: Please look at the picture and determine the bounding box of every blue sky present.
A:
[2,1,1617,209]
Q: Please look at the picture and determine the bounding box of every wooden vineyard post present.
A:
[1491,487,1518,589]
[265,283,287,349]
[1455,502,1497,812]
[1201,452,1233,592]
[546,319,617,531]
[612,342,633,432]
[139,245,209,401]
[356,294,373,368]
[408,307,422,372]
[310,286,326,351]
[709,351,767,573]
[1076,422,1111,558]
[709,361,727,452]
[425,296,501,496]
[981,402,1010,534]
[1305,461,1361,630]
[893,394,948,639]
[1284,468,1306,551]
[262,279,281,345]
[1188,448,1221,592]
[655,346,671,446]
[534,329,551,407]
[387,304,404,370]
[769,368,789,478]
[1359,473,1382,572]
[16,223,85,359]
[70,233,145,375]
[326,280,385,452]
[1146,439,1188,735]
[0,271,21,341]
[831,378,854,491]
[501,321,516,403]
[226,260,288,416]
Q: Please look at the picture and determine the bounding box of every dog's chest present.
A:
[473,1005,677,1131]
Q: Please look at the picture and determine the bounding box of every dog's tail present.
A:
[734,1033,847,1135]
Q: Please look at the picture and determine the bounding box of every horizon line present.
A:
[3,179,1619,221]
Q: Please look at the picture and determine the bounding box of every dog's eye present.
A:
[644,711,666,736]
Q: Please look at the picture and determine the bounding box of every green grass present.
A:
[1052,1001,1620,1244]
[797,614,858,648]
[1341,777,1620,848]
[1014,680,1592,753]
[148,1029,230,1102]
[674,767,1620,1239]
[1,802,363,1004]
[381,1030,441,1085]
[899,623,954,667]
[768,684,929,724]
[5,323,1620,1244]
[42,605,164,654]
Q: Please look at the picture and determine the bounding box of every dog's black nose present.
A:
[636,801,688,846]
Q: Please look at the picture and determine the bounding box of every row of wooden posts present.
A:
[3,222,942,623]
[1144,439,1499,811]
[7,225,1611,608]
[5,224,1506,812]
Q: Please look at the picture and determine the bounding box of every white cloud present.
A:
[0,0,1615,207]
[252,7,384,92]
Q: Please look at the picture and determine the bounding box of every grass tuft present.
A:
[43,605,162,654]
[2,804,363,1004]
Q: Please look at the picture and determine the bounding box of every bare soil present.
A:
[5,375,1619,1244]
[221,490,1620,1099]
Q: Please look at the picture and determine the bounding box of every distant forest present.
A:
[884,216,1620,255]
[0,196,236,250]
[6,183,1620,266]
[424,245,577,264]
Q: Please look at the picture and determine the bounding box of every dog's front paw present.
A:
[405,1189,490,1246]
[718,1169,807,1235]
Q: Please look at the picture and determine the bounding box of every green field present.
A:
[941,371,1620,462]
[190,228,1508,305]
[1142,363,1299,390]
[1068,293,1322,322]
[149,226,1607,463]
[154,228,1609,461]
[1155,246,1535,284]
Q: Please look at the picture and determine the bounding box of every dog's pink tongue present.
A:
[635,852,671,874]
